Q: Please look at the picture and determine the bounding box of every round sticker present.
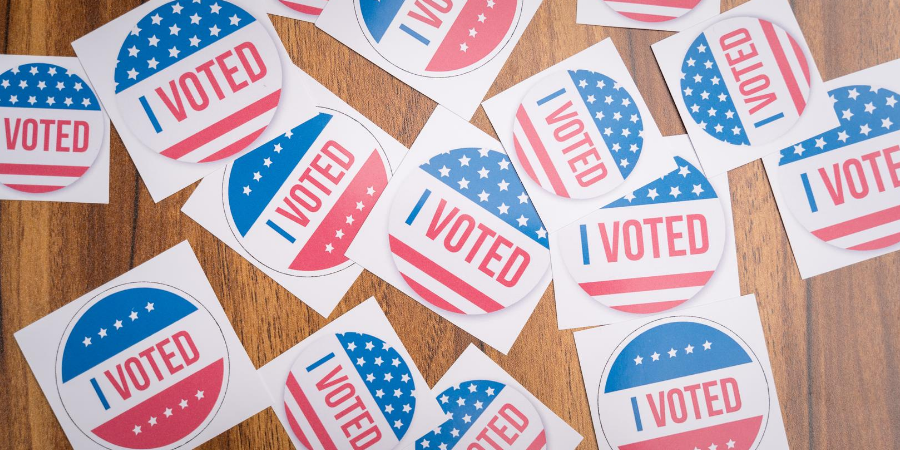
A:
[55,282,230,449]
[559,156,725,314]
[514,69,645,199]
[114,0,283,163]
[283,331,417,450]
[680,17,811,146]
[776,84,900,251]
[355,0,522,77]
[0,62,104,193]
[223,108,391,277]
[598,317,770,450]
[388,148,551,315]
[603,0,702,23]
[415,380,546,450]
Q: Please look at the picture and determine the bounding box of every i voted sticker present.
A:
[414,380,546,450]
[283,332,418,450]
[514,69,644,199]
[55,282,230,449]
[0,62,104,193]
[776,85,900,251]
[559,157,725,314]
[223,108,390,276]
[603,0,702,23]
[598,318,770,450]
[115,0,283,163]
[388,148,550,315]
[355,0,522,77]
[680,17,811,146]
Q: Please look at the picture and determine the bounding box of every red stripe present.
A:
[525,430,547,450]
[4,183,64,193]
[286,372,338,450]
[400,274,466,314]
[812,204,900,242]
[612,299,687,314]
[0,163,89,177]
[759,19,806,115]
[849,231,900,251]
[389,235,505,313]
[579,271,714,296]
[160,89,281,160]
[789,33,811,85]
[619,11,677,22]
[284,401,314,450]
[605,0,699,7]
[513,135,539,183]
[282,1,324,15]
[515,105,570,198]
[197,127,266,163]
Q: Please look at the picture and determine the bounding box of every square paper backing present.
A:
[13,241,270,450]
[482,38,678,232]
[346,106,552,354]
[0,55,110,203]
[182,67,409,317]
[573,294,790,450]
[552,134,741,329]
[651,0,840,176]
[315,0,542,120]
[257,297,447,450]
[576,0,720,32]
[72,0,317,203]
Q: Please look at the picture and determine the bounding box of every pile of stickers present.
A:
[6,0,899,448]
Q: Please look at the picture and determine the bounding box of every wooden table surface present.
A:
[2,0,900,448]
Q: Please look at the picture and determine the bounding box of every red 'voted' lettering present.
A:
[719,28,778,115]
[4,118,90,152]
[468,403,531,450]
[596,215,709,263]
[645,378,742,428]
[543,100,608,187]
[274,140,356,227]
[817,146,900,206]
[315,364,382,450]
[102,330,200,401]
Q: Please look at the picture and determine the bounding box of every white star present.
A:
[497,203,509,215]
[707,107,717,117]
[477,167,489,178]
[325,243,334,253]
[516,215,528,227]
[711,76,720,85]
[356,357,365,366]
[438,165,450,177]
[356,201,365,210]
[171,2,183,13]
[478,190,490,202]
[669,186,681,198]
[536,227,547,239]
[459,43,468,52]
[586,94,596,104]
[346,215,355,225]
[848,88,860,100]
[209,25,221,36]
[335,229,344,239]
[63,97,72,106]
[457,178,470,189]
[865,102,876,113]
[474,400,484,410]
[148,35,160,47]
[195,390,204,400]
[253,171,262,181]
[793,144,805,156]
[620,158,630,168]
[229,14,241,26]
[705,60,714,69]
[578,79,588,88]
[114,319,123,330]
[732,126,742,135]
[128,45,139,57]
[189,36,201,47]
[133,425,141,435]
[613,112,622,121]
[882,117,894,129]
[211,2,222,13]
[651,352,660,361]
[421,439,430,449]
[263,157,272,167]
[151,13,163,24]
[82,337,92,346]
[697,43,706,52]
[841,108,854,120]
[687,57,696,67]
[130,310,139,321]
[179,399,188,409]
[837,130,849,142]
[463,414,472,423]
[366,186,375,196]
[715,124,724,133]
[147,57,159,69]
[384,373,393,382]
[726,439,736,448]
[190,13,201,24]
[82,98,91,107]
[149,416,157,426]
[647,188,659,200]
[45,97,55,106]
[458,154,471,166]
[145,302,154,312]
[394,420,403,429]
[164,407,173,417]
[98,328,107,338]
[127,68,139,80]
[169,24,181,35]
[497,179,509,191]
[815,137,826,149]
[685,344,694,354]
[451,429,460,438]
[634,355,643,365]
[517,192,529,204]
[692,184,704,196]
[701,91,710,100]
[243,186,251,195]
[477,13,486,22]
[624,191,636,202]
[887,96,897,107]
[703,340,712,350]
[468,28,477,37]
[478,148,490,157]
[668,348,677,358]
[693,74,703,83]
[595,111,605,120]
[168,46,180,58]
[725,110,735,119]
[498,159,510,170]
[860,124,872,135]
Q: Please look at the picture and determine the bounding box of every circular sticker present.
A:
[0,62,105,193]
[559,156,725,314]
[603,0,702,23]
[55,282,230,449]
[415,380,546,450]
[388,148,550,315]
[514,69,645,199]
[598,317,770,450]
[283,331,417,450]
[223,108,391,277]
[115,0,283,163]
[776,84,900,251]
[680,17,811,146]
[355,0,522,77]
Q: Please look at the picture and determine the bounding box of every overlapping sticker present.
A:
[603,0,702,23]
[222,108,390,277]
[0,62,104,193]
[355,0,523,77]
[680,16,811,146]
[387,147,550,315]
[283,331,419,450]
[514,69,645,199]
[775,85,900,251]
[558,156,725,314]
[114,0,283,163]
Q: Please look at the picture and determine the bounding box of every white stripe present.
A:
[283,381,322,449]
[604,1,690,17]
[826,216,900,249]
[512,119,556,192]
[775,26,811,96]
[0,173,80,186]
[282,0,328,11]
[393,256,485,315]
[588,285,699,308]
[176,106,275,163]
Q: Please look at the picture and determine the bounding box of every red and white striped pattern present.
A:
[280,0,328,19]
[811,204,900,251]
[757,18,811,116]
[0,163,90,193]
[603,0,702,23]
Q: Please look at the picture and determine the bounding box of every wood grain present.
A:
[2,0,900,448]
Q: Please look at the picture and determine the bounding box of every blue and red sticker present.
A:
[558,156,725,314]
[284,332,418,450]
[514,69,644,199]
[0,62,104,193]
[387,148,550,315]
[115,0,283,163]
[222,107,390,277]
[776,85,900,251]
[603,0,702,23]
[598,318,770,450]
[356,0,522,77]
[413,380,546,450]
[680,17,811,146]
[55,282,230,449]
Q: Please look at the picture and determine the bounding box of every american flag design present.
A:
[387,148,550,315]
[222,108,390,277]
[558,156,725,314]
[114,0,283,163]
[355,0,521,76]
[413,380,546,450]
[603,0,701,23]
[280,0,328,19]
[514,69,645,199]
[0,62,104,193]
[776,84,900,251]
[283,332,418,450]
[598,318,770,450]
[680,17,811,146]
[55,283,229,450]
